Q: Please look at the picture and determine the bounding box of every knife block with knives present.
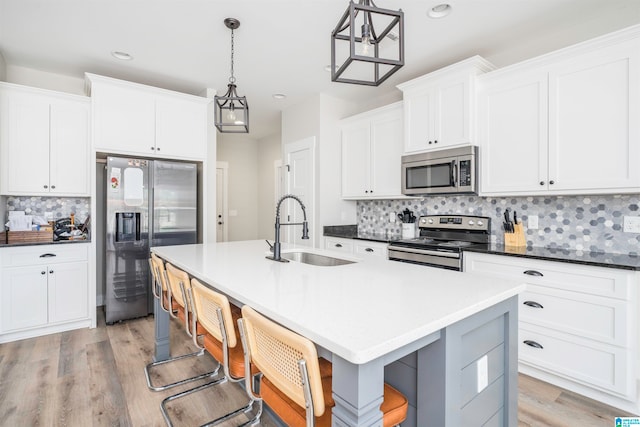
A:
[503,210,526,248]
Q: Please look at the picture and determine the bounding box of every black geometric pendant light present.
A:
[214,18,249,133]
[331,0,404,86]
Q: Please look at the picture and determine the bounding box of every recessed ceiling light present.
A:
[272,94,286,100]
[427,4,452,18]
[111,51,133,61]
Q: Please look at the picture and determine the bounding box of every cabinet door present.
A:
[370,110,403,197]
[403,90,435,152]
[434,78,470,148]
[155,97,207,160]
[1,91,51,194]
[548,38,640,192]
[478,69,549,195]
[341,122,371,198]
[47,261,88,323]
[49,100,90,195]
[92,84,156,155]
[1,266,48,332]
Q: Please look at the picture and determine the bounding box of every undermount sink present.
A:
[280,251,355,266]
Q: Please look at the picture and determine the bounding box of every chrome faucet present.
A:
[267,194,309,262]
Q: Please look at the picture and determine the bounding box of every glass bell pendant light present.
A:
[214,18,249,133]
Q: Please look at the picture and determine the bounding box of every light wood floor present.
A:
[0,311,635,426]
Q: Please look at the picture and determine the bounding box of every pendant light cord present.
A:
[229,28,236,84]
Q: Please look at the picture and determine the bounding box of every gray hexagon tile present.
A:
[6,196,90,223]
[357,194,640,255]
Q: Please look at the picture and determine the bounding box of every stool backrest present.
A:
[190,279,237,348]
[240,306,325,417]
[165,263,190,308]
[150,253,167,292]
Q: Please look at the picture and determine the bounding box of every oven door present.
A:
[401,157,457,195]
[388,245,461,270]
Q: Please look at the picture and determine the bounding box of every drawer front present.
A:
[464,252,631,300]
[520,286,628,346]
[354,242,387,258]
[324,238,353,254]
[519,323,630,396]
[1,244,89,267]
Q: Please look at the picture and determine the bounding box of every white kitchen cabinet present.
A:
[478,29,640,196]
[87,73,209,161]
[341,102,403,199]
[0,82,90,196]
[324,237,387,260]
[463,251,639,410]
[0,243,90,342]
[397,56,495,153]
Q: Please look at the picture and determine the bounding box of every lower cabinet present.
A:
[324,237,388,260]
[0,243,90,342]
[463,251,639,411]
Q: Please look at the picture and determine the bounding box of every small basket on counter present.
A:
[1,229,54,244]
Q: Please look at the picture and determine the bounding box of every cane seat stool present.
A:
[144,259,219,392]
[238,305,408,427]
[160,278,261,427]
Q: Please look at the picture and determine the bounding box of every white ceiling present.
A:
[0,0,639,139]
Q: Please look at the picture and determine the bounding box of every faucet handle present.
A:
[265,239,274,252]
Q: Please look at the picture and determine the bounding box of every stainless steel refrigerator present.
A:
[104,156,198,324]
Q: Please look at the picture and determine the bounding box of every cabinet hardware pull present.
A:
[151,146,155,150]
[157,147,161,151]
[49,270,54,274]
[41,271,46,275]
[365,248,374,252]
[523,340,543,349]
[523,301,544,309]
[39,253,57,258]
[335,243,343,248]
[365,190,369,193]
[428,140,432,144]
[44,185,48,189]
[523,270,543,277]
[434,140,438,144]
[539,181,544,186]
[51,185,56,189]
[549,180,555,185]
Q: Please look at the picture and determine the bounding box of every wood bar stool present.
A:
[238,306,408,427]
[144,259,219,392]
[160,278,261,427]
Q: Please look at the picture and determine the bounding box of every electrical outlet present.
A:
[389,212,396,223]
[528,215,539,230]
[624,216,640,233]
[477,355,488,393]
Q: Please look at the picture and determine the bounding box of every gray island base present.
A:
[151,241,521,427]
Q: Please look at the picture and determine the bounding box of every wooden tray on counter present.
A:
[1,230,54,244]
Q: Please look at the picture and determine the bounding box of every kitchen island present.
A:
[151,240,524,427]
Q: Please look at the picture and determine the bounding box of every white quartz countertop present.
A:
[152,240,524,365]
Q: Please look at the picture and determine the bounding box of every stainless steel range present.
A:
[388,215,491,271]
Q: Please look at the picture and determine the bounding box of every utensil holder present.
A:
[504,223,526,247]
[402,223,416,239]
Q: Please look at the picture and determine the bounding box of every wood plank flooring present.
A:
[0,311,635,426]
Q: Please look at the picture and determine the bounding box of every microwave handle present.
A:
[451,160,457,186]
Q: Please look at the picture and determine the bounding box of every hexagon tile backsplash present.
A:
[6,196,90,223]
[357,194,640,256]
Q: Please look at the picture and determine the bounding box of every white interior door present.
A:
[283,137,315,248]
[216,162,228,242]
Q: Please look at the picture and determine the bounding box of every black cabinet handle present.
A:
[41,271,46,275]
[49,270,54,274]
[44,185,48,189]
[335,243,342,248]
[523,340,544,349]
[549,180,555,185]
[523,301,544,309]
[434,140,438,144]
[157,147,161,151]
[365,248,374,252]
[539,181,544,186]
[51,185,56,189]
[523,270,543,277]
[39,253,57,258]
[150,146,155,150]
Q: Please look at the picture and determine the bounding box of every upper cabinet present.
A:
[478,28,640,196]
[0,83,90,196]
[397,56,495,153]
[341,102,404,199]
[86,73,210,160]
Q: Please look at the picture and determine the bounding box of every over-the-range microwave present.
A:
[401,145,477,196]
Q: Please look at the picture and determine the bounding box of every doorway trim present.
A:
[216,161,229,242]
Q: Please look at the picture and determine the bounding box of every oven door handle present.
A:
[452,160,457,186]
[388,246,460,258]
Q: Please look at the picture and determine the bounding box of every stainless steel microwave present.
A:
[401,145,477,196]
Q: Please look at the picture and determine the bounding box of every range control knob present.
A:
[477,220,484,226]
[468,220,475,226]
[428,219,434,224]
[420,218,427,224]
